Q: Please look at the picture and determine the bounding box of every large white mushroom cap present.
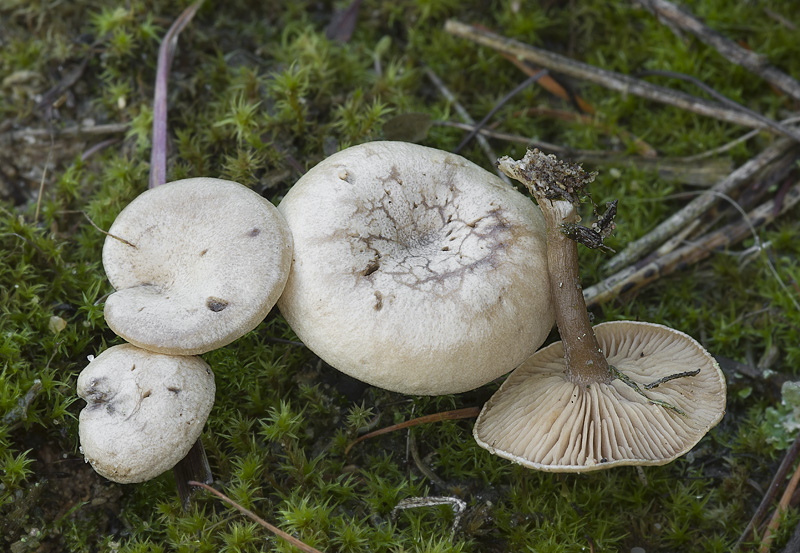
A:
[277,141,553,395]
[77,344,216,483]
[474,321,727,471]
[102,177,293,355]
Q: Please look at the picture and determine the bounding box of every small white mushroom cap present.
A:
[103,177,293,355]
[277,141,553,395]
[77,344,215,483]
[474,321,727,471]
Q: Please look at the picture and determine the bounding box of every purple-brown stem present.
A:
[537,198,611,385]
[148,1,202,189]
[498,150,611,385]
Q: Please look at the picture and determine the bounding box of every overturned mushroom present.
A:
[102,177,293,355]
[77,344,215,483]
[277,141,554,395]
[473,149,726,471]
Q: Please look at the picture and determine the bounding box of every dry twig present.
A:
[0,123,128,145]
[604,137,797,272]
[760,459,800,553]
[584,180,800,308]
[444,20,800,139]
[734,432,800,551]
[637,0,800,102]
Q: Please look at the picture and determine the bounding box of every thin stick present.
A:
[584,181,800,308]
[444,20,796,136]
[188,481,324,553]
[149,1,203,188]
[735,432,800,551]
[604,137,796,273]
[638,0,800,102]
[344,407,480,455]
[0,123,129,145]
[435,120,733,186]
[57,210,138,248]
[759,459,800,553]
[635,69,800,141]
[453,69,548,154]
[424,67,511,185]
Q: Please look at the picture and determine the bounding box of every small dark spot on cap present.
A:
[167,386,181,394]
[130,364,136,371]
[363,261,380,277]
[442,246,449,251]
[206,297,229,312]
[142,390,152,399]
[374,291,383,311]
[249,228,261,237]
[200,249,208,256]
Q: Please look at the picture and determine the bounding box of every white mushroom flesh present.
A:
[278,141,553,395]
[474,321,726,471]
[77,344,215,483]
[102,177,293,355]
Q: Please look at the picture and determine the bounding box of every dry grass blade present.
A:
[149,0,203,189]
[604,137,797,272]
[188,481,324,553]
[453,69,548,154]
[444,20,793,135]
[344,407,480,455]
[638,0,800,101]
[424,67,511,185]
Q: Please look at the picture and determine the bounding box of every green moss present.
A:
[2,0,800,551]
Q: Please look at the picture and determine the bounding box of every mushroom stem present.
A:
[498,150,611,386]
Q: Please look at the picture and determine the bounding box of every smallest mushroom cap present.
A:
[77,344,215,483]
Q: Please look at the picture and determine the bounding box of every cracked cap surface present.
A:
[77,344,215,483]
[474,321,727,471]
[102,177,293,355]
[277,141,553,394]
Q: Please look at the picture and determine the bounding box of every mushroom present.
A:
[102,177,293,355]
[277,141,554,395]
[77,343,215,483]
[473,149,726,471]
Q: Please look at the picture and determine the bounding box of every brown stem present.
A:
[538,199,611,385]
[498,150,611,385]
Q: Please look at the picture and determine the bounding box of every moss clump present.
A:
[1,0,800,551]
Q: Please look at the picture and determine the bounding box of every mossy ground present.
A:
[1,1,799,551]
